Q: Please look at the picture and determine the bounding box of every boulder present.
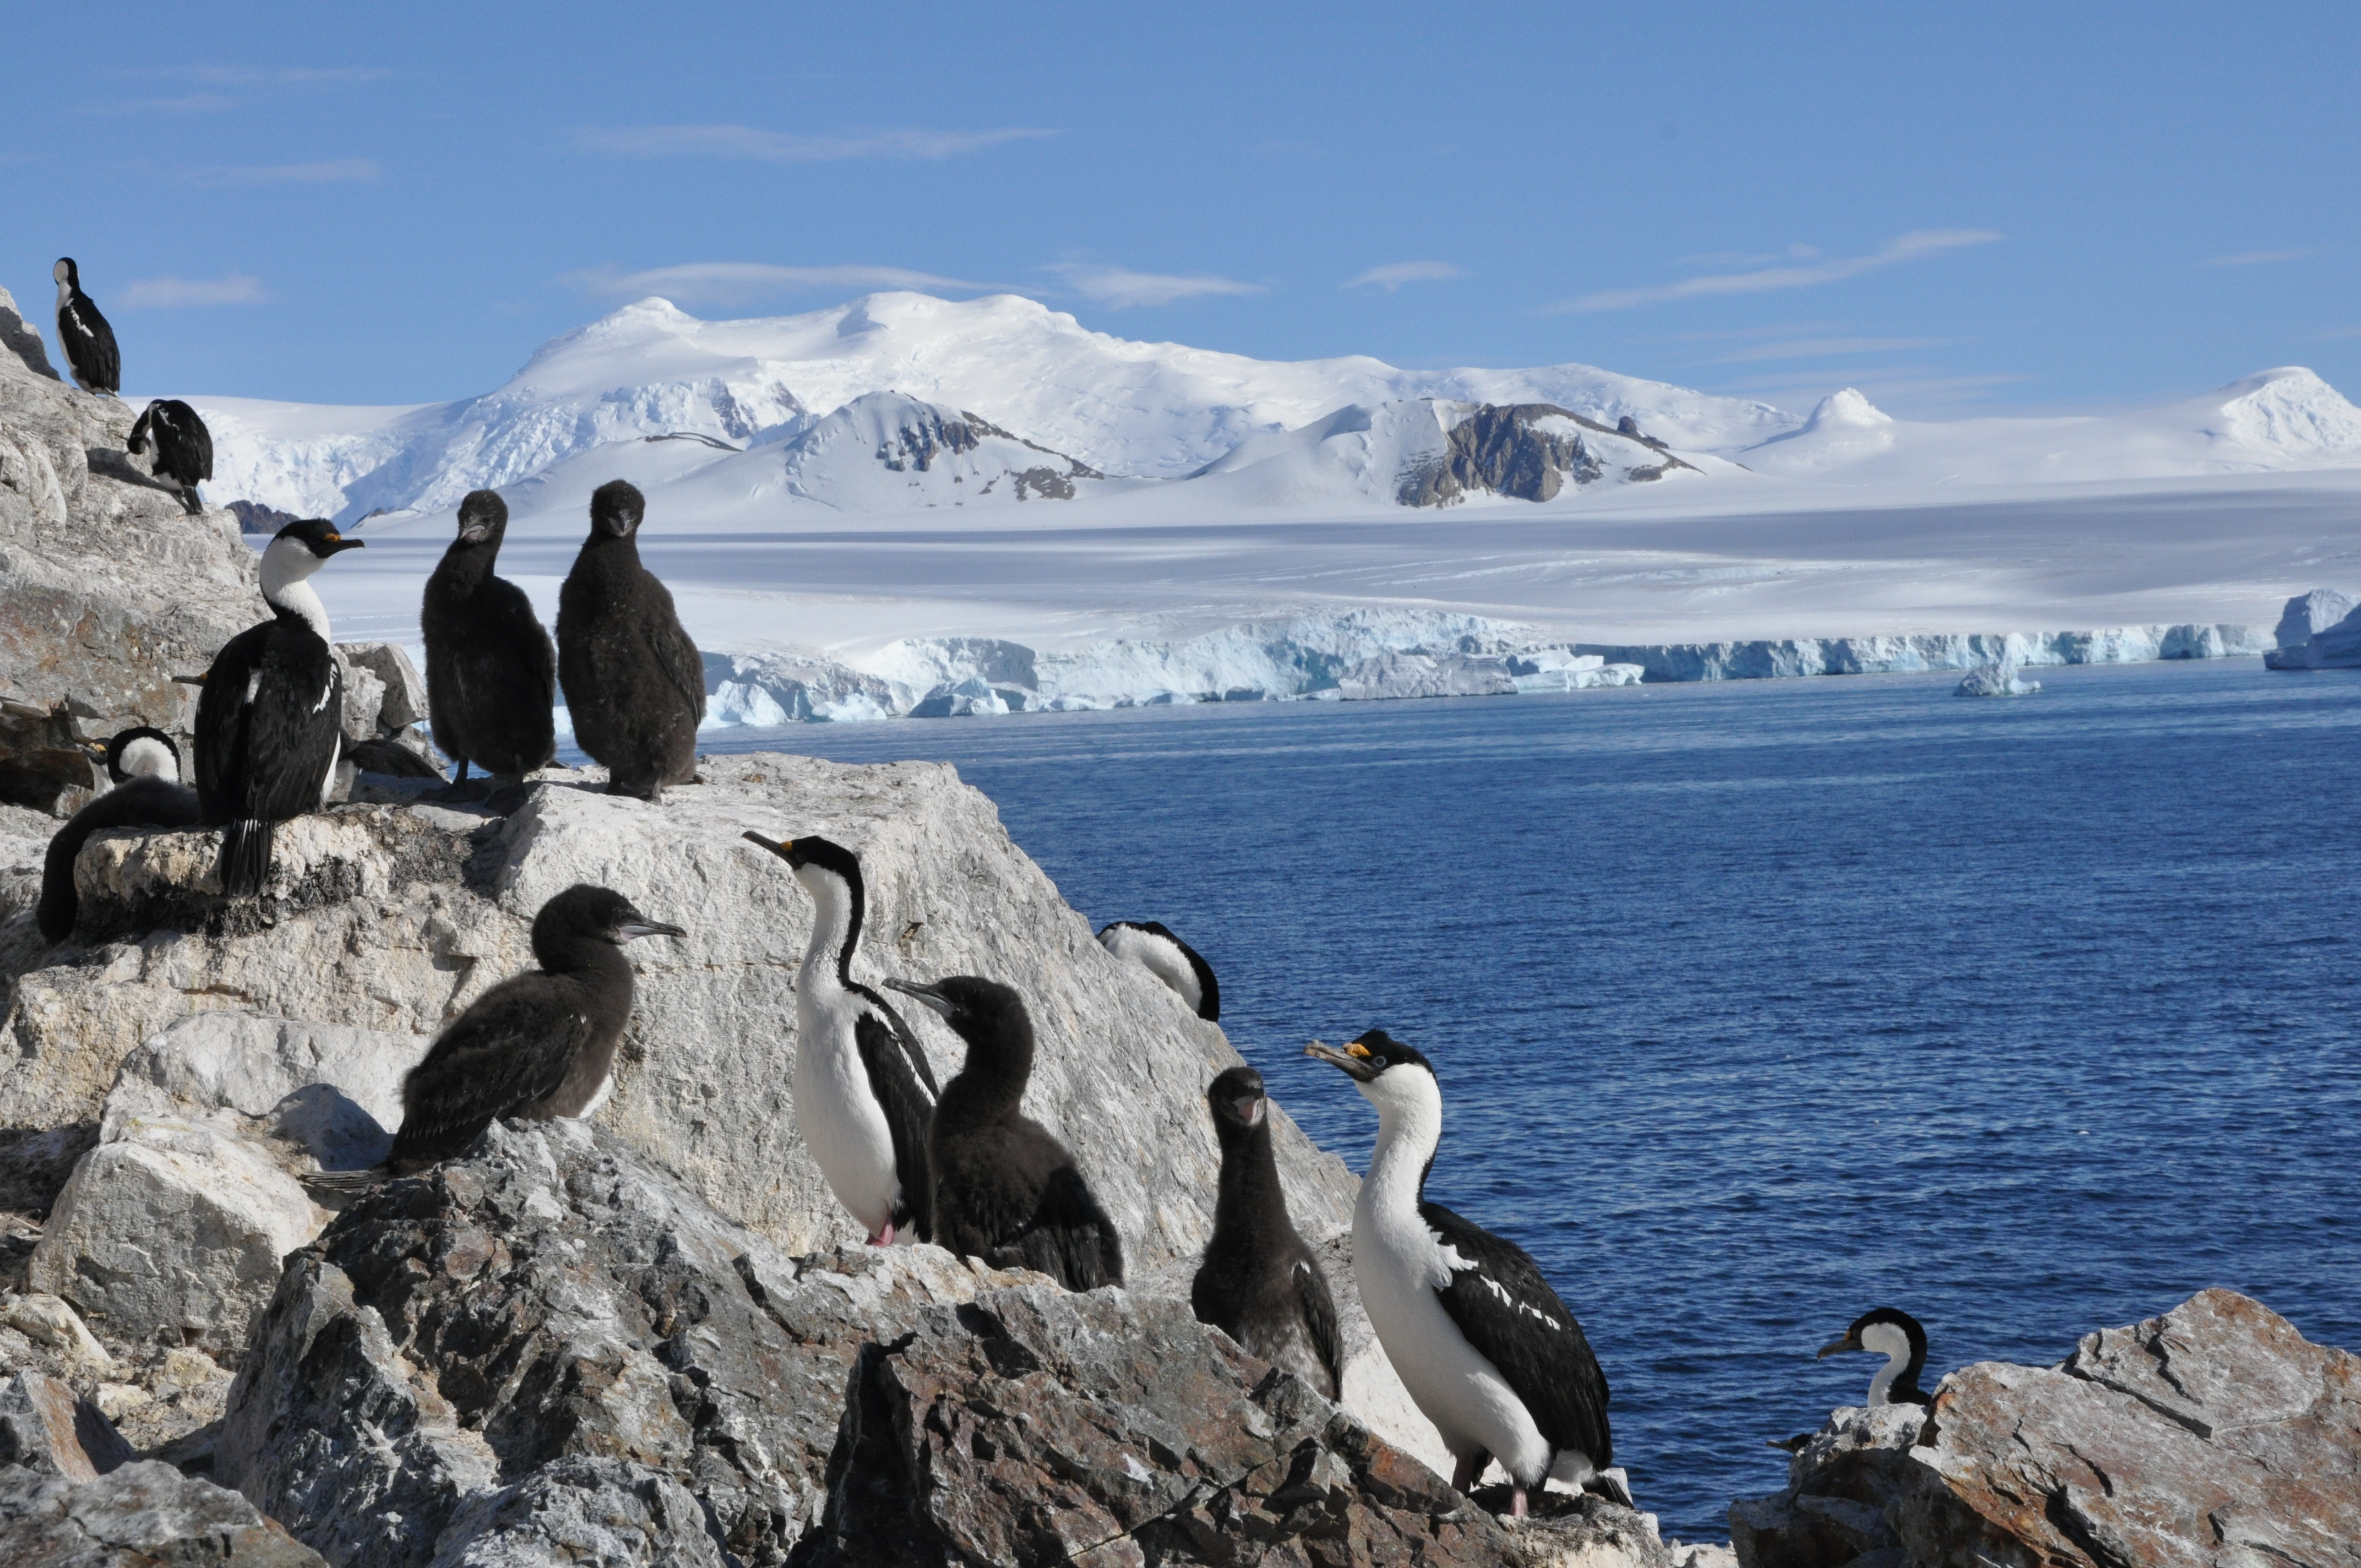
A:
[0,1457,325,1566]
[216,1118,1042,1566]
[1727,1403,1925,1568]
[341,643,429,732]
[0,1370,133,1479]
[795,1275,1669,1567]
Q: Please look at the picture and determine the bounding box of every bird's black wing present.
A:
[639,586,706,722]
[391,976,586,1167]
[240,633,343,822]
[194,623,273,820]
[60,296,118,393]
[986,1157,1124,1291]
[1419,1200,1612,1468]
[852,999,938,1242]
[451,578,557,774]
[178,402,213,482]
[36,781,201,942]
[1294,1251,1343,1393]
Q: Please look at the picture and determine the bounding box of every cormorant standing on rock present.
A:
[127,399,213,514]
[556,480,703,801]
[51,259,118,395]
[37,728,202,943]
[195,519,363,896]
[423,489,557,791]
[884,973,1124,1290]
[1193,1065,1340,1397]
[307,885,684,1190]
[1307,1029,1624,1517]
[1819,1308,1932,1407]
[743,830,938,1245]
[1097,919,1220,1021]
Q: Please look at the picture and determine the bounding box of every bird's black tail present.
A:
[220,818,273,897]
[180,485,204,516]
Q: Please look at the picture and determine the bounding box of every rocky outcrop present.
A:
[797,1277,1671,1567]
[0,1370,134,1479]
[1731,1289,2361,1568]
[0,1458,325,1565]
[1398,403,1697,506]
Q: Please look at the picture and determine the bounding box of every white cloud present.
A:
[1344,261,1464,291]
[567,262,991,305]
[191,159,379,186]
[2198,247,2321,268]
[1048,264,1263,308]
[1712,336,1951,363]
[117,274,266,308]
[575,125,1058,162]
[1552,230,2003,312]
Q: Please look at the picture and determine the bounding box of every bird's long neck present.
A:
[1861,1322,1922,1406]
[939,1027,1031,1123]
[1362,1093,1441,1219]
[436,536,502,592]
[798,870,863,990]
[259,541,331,642]
[56,277,73,312]
[268,580,331,643]
[540,933,635,1003]
[1210,1121,1292,1252]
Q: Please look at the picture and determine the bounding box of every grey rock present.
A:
[1399,402,1697,507]
[1727,1403,1925,1568]
[0,1457,325,1566]
[0,285,61,382]
[0,1371,133,1479]
[342,643,430,733]
[426,1458,727,1568]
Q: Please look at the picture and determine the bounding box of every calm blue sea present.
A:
[695,659,2361,1539]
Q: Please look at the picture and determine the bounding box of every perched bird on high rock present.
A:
[127,399,213,514]
[556,479,703,801]
[1307,1028,1625,1517]
[743,830,938,1245]
[307,884,684,1191]
[423,489,557,792]
[51,258,118,395]
[194,519,364,896]
[37,727,203,943]
[885,973,1124,1291]
[1192,1065,1340,1397]
[1096,919,1220,1021]
[1819,1306,1933,1407]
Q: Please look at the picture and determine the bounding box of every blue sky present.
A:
[4,2,2354,416]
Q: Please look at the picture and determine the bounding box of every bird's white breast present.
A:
[794,970,903,1237]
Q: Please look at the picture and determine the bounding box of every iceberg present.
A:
[2264,587,2361,670]
[1956,664,2042,697]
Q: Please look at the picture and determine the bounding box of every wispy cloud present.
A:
[2198,247,2322,268]
[189,159,379,187]
[118,274,266,308]
[1047,264,1264,308]
[1551,230,2003,313]
[566,262,992,305]
[1345,261,1464,291]
[575,124,1058,163]
[1712,335,1951,363]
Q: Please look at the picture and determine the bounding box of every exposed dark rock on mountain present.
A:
[1,1459,326,1565]
[1398,402,1698,506]
[227,499,302,535]
[870,400,1103,486]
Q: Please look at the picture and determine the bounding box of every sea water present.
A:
[696,658,2360,1540]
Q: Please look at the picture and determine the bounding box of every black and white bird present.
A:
[1193,1065,1340,1397]
[194,518,363,895]
[37,728,202,944]
[51,259,118,395]
[884,973,1124,1291]
[127,399,213,514]
[742,831,938,1246]
[308,885,683,1190]
[422,489,557,792]
[1096,919,1220,1021]
[556,480,703,801]
[1306,1029,1623,1517]
[1818,1308,1932,1407]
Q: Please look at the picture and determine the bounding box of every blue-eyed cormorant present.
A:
[743,830,938,1245]
[1096,919,1220,1021]
[37,727,202,944]
[1307,1029,1623,1517]
[1819,1307,1932,1407]
[423,489,557,790]
[127,399,213,514]
[308,884,683,1189]
[556,480,703,801]
[51,259,118,395]
[884,973,1124,1290]
[1193,1065,1340,1397]
[194,518,363,896]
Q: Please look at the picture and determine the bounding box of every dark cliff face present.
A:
[874,404,1105,491]
[1400,404,1694,507]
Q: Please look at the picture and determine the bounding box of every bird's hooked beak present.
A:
[742,830,792,860]
[1232,1092,1267,1126]
[321,533,365,556]
[614,914,687,944]
[172,673,207,685]
[1817,1330,1863,1360]
[79,737,109,760]
[458,520,494,544]
[1303,1039,1381,1082]
[883,977,955,1018]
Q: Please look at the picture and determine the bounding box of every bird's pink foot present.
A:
[867,1221,895,1246]
[1510,1485,1529,1518]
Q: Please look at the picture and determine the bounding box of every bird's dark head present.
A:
[884,974,1032,1054]
[455,490,508,546]
[53,258,75,287]
[742,830,861,888]
[1819,1306,1926,1363]
[1305,1028,1438,1117]
[532,883,686,965]
[272,518,365,560]
[100,726,181,786]
[590,479,645,539]
[1207,1065,1269,1138]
